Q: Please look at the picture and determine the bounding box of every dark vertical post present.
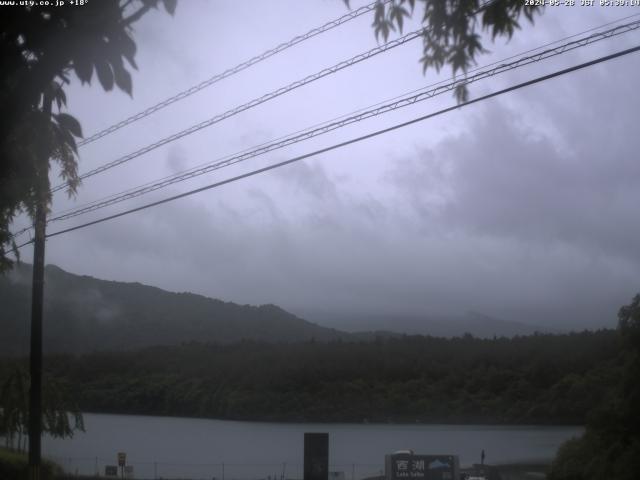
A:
[28,92,52,480]
[304,433,328,480]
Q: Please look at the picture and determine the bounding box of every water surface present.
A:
[43,413,583,479]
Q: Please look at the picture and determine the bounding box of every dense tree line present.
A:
[549,295,640,480]
[0,329,622,425]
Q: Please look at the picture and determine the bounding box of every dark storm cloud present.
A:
[47,80,640,331]
[387,90,640,265]
[382,81,640,327]
[26,2,640,333]
[274,161,339,201]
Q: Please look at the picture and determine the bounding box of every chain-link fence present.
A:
[47,456,385,480]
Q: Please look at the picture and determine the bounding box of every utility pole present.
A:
[28,91,52,480]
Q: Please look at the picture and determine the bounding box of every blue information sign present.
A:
[385,454,459,480]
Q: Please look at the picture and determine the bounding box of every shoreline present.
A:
[78,410,586,428]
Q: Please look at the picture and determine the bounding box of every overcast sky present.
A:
[12,0,640,330]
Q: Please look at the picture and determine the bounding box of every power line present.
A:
[77,0,391,147]
[8,12,639,241]
[3,0,506,241]
[38,14,640,218]
[50,0,500,194]
[76,0,501,149]
[50,26,427,194]
[7,225,32,241]
[44,19,640,224]
[8,44,635,251]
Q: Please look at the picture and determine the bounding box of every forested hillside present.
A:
[0,264,345,355]
[549,294,640,480]
[1,330,621,425]
[0,264,555,355]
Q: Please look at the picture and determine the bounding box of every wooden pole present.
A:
[28,91,52,480]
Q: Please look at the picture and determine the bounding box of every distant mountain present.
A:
[0,264,346,355]
[300,310,557,339]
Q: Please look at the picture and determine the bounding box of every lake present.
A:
[43,413,583,479]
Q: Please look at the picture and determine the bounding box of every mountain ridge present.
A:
[2,263,558,355]
[1,263,347,355]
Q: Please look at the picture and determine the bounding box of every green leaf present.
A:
[397,15,404,34]
[454,83,469,104]
[53,86,67,110]
[95,61,114,91]
[162,0,177,15]
[113,32,138,69]
[54,113,83,138]
[73,54,93,84]
[54,123,78,155]
[390,4,410,33]
[113,63,133,96]
[374,2,385,26]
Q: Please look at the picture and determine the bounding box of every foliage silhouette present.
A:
[0,0,177,271]
[350,0,543,102]
[549,294,640,480]
[0,365,84,451]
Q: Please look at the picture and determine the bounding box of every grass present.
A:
[0,447,63,480]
